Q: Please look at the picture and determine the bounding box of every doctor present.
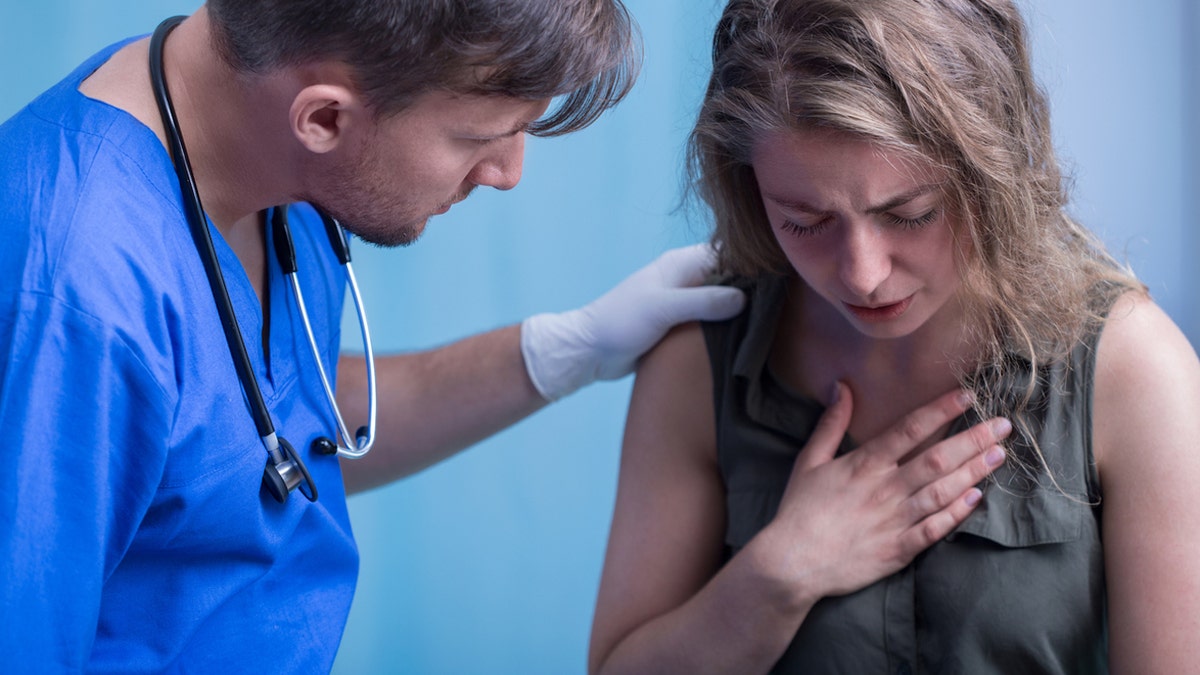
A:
[0,0,745,671]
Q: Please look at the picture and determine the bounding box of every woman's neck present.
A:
[769,278,978,443]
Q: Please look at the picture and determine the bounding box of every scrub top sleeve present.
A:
[0,293,174,668]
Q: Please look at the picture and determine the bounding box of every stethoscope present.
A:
[149,16,377,504]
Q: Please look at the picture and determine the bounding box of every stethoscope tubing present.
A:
[271,209,378,459]
[149,15,288,465]
[332,263,377,458]
[150,15,377,503]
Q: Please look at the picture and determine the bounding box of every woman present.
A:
[588,0,1200,672]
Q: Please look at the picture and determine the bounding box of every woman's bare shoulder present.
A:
[1093,290,1200,468]
[1096,291,1198,383]
[627,321,717,459]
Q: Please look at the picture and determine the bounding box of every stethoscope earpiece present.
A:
[263,437,318,503]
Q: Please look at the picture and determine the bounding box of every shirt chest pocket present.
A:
[948,476,1090,547]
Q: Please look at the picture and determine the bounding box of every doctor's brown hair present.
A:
[205,0,639,136]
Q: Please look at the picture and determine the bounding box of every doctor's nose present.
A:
[837,224,892,298]
[468,133,526,191]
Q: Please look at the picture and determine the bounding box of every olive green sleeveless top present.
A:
[701,275,1107,674]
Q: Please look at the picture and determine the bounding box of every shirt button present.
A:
[896,663,913,675]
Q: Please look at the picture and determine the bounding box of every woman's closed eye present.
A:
[779,217,834,237]
[779,208,939,237]
[885,208,940,230]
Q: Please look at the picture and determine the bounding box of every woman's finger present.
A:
[903,443,1006,522]
[862,388,976,466]
[794,381,854,471]
[898,480,989,558]
[898,416,1011,492]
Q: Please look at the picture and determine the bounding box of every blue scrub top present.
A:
[0,39,359,672]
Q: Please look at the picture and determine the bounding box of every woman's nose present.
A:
[837,224,892,298]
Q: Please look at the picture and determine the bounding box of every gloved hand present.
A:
[520,243,747,401]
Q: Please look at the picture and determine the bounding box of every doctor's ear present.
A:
[290,84,365,154]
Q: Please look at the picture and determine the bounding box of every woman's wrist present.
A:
[739,523,824,620]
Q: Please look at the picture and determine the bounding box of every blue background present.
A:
[2,1,1195,673]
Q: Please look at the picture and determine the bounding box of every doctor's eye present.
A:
[461,136,496,147]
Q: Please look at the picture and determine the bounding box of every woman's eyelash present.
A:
[779,219,831,237]
[779,209,939,236]
[886,209,940,229]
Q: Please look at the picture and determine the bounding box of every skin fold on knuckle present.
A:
[925,480,956,513]
[865,479,897,512]
[896,413,929,446]
[909,472,960,522]
[952,422,992,458]
[851,450,887,480]
[919,445,951,476]
[917,511,952,547]
[904,490,935,523]
[894,528,929,567]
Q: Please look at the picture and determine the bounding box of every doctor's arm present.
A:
[1092,292,1200,673]
[335,244,746,494]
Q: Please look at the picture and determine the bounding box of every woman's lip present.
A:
[844,295,914,322]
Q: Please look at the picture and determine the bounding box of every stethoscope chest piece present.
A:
[263,437,317,503]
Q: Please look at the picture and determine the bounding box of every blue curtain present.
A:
[2,1,1194,673]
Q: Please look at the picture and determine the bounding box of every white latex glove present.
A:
[520,243,747,401]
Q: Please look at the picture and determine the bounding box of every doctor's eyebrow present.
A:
[474,119,535,141]
[508,115,546,137]
[502,121,529,137]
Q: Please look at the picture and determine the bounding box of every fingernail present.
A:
[985,445,1005,468]
[957,389,975,407]
[991,417,1012,439]
[964,487,983,507]
[828,381,842,406]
